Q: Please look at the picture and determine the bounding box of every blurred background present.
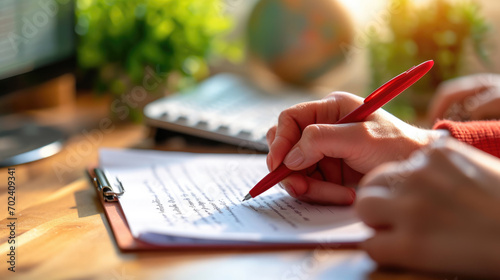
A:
[2,0,499,117]
[1,0,499,164]
[74,0,498,122]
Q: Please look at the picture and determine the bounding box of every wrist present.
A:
[413,128,450,150]
[429,129,450,142]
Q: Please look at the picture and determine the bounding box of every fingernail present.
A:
[266,154,273,171]
[357,186,391,200]
[283,147,304,168]
[348,188,357,204]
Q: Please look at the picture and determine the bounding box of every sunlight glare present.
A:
[336,0,389,25]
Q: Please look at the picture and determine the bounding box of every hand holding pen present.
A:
[243,61,442,205]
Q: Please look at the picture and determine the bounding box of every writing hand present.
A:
[266,91,443,205]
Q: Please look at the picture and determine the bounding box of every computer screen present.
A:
[0,0,75,96]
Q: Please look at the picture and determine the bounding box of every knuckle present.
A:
[360,121,378,141]
[324,91,347,100]
[323,91,363,109]
[278,104,304,123]
[402,155,427,177]
[302,125,323,145]
[364,162,397,186]
[277,110,292,125]
[266,126,276,139]
[277,105,302,127]
[427,140,457,160]
[323,92,337,100]
[428,147,448,161]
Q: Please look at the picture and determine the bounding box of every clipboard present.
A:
[87,167,359,252]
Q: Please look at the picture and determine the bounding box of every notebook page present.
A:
[100,149,372,243]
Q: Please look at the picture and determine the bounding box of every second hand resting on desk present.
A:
[242,60,435,202]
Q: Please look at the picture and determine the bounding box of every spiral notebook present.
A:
[88,148,371,251]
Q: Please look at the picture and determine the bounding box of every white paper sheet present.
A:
[100,149,372,244]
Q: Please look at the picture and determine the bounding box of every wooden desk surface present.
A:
[0,95,448,280]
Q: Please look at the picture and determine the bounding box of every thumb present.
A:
[282,123,363,170]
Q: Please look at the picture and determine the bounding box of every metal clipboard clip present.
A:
[90,168,125,202]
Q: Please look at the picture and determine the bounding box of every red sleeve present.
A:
[433,120,500,158]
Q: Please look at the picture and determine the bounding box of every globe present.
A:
[247,0,354,85]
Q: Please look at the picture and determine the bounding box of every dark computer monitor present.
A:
[0,0,76,166]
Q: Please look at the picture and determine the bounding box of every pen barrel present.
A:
[249,164,293,198]
[335,105,373,125]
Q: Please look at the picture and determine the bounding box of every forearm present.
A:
[433,120,500,158]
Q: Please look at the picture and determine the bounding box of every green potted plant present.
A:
[76,0,242,120]
[368,0,490,121]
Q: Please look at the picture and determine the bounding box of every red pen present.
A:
[242,60,434,201]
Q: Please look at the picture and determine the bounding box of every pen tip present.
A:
[242,193,252,202]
